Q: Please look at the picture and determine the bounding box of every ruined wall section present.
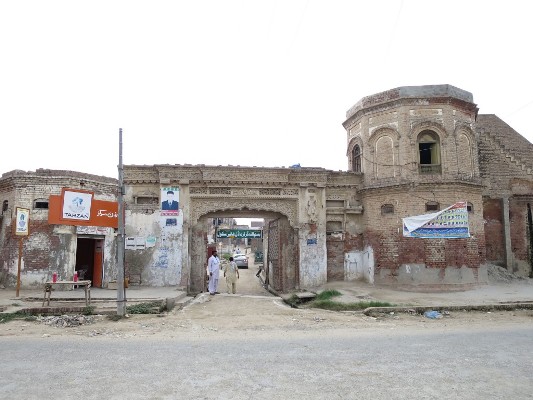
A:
[477,114,533,275]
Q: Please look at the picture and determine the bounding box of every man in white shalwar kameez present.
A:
[207,250,221,295]
[223,257,240,294]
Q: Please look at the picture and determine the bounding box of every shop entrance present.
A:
[75,237,104,287]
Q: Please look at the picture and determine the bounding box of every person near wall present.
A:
[207,250,221,295]
[223,256,240,294]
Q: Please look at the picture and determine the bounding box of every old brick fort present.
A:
[1,84,532,293]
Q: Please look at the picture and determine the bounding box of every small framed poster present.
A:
[15,207,30,236]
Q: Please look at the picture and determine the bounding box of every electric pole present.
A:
[117,128,126,316]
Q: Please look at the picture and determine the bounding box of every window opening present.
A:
[2,200,7,213]
[381,204,394,215]
[418,130,441,174]
[34,200,49,209]
[425,202,440,212]
[352,145,361,172]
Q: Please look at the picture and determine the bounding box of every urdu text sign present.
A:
[216,229,263,239]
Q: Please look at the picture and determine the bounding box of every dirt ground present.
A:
[2,261,533,339]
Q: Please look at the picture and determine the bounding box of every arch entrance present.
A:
[189,202,299,294]
[123,165,349,293]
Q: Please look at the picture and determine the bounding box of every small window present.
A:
[381,204,394,215]
[136,196,158,205]
[425,201,440,212]
[467,202,473,213]
[34,200,49,209]
[2,200,7,212]
[352,145,361,172]
[418,130,441,174]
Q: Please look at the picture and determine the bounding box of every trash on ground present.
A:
[423,310,443,319]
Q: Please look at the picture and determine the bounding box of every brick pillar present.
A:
[502,196,513,272]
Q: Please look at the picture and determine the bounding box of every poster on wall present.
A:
[402,201,470,238]
[160,186,179,216]
[15,207,30,236]
[61,189,93,221]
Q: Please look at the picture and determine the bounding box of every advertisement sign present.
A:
[160,186,180,216]
[15,207,30,236]
[216,229,263,239]
[402,201,470,239]
[48,193,118,228]
[61,189,93,221]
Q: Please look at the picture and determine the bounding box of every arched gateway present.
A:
[123,164,362,294]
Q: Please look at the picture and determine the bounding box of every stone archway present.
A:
[123,165,356,293]
[188,197,299,294]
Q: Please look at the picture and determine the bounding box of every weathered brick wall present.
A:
[326,237,344,281]
[478,116,533,275]
[483,198,504,264]
[361,184,485,284]
[0,169,117,287]
[510,199,531,275]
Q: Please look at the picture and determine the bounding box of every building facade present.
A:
[2,85,532,292]
[0,169,119,288]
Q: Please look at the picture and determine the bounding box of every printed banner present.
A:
[62,189,93,221]
[402,201,470,238]
[161,186,179,216]
[15,207,30,236]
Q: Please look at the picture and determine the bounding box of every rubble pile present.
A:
[487,264,527,283]
[38,314,95,328]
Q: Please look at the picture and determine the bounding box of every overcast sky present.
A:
[1,0,532,179]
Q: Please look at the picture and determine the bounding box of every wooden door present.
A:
[93,239,104,287]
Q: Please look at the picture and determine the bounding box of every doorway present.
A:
[76,237,104,287]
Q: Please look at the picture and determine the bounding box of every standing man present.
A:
[207,250,221,295]
[161,190,179,210]
[223,256,240,294]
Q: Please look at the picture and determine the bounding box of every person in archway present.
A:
[207,250,221,295]
[223,256,240,294]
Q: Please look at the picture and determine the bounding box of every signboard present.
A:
[15,207,30,236]
[48,194,118,228]
[216,229,263,239]
[402,201,470,239]
[161,186,179,216]
[61,188,93,221]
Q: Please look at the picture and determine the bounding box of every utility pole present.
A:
[117,128,127,316]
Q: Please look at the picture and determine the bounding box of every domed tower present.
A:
[342,85,486,288]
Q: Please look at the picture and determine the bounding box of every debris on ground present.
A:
[38,314,95,328]
[423,310,443,319]
[488,264,528,283]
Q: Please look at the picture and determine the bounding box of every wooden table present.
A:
[42,280,92,307]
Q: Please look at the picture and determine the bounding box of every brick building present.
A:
[1,85,531,292]
[342,85,533,287]
[0,169,118,288]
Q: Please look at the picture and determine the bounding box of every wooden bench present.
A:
[42,280,92,307]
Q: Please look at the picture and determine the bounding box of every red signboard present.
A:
[48,194,118,228]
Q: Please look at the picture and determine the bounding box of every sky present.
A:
[1,1,532,179]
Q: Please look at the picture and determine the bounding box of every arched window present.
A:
[352,145,361,172]
[418,130,441,174]
[467,202,473,213]
[2,200,7,213]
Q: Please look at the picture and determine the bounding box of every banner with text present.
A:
[402,201,470,239]
[216,229,263,239]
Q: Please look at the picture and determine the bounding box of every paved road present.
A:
[2,324,532,400]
